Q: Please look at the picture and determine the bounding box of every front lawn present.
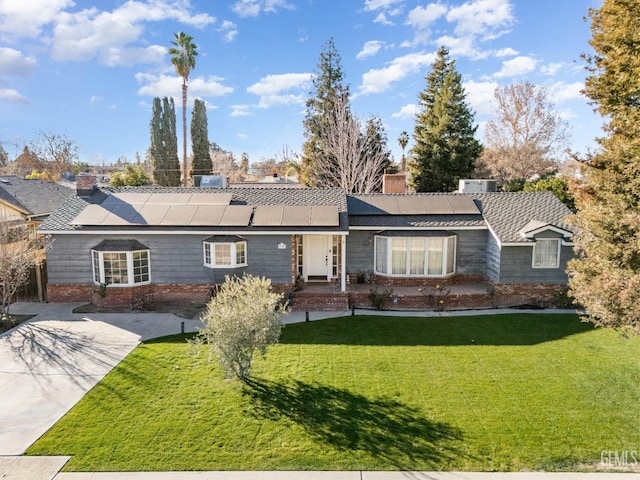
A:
[27,313,640,472]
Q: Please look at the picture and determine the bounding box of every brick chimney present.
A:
[382,173,407,194]
[76,174,97,197]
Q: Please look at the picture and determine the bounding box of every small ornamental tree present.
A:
[198,274,285,380]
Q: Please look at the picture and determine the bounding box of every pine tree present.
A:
[301,38,349,187]
[409,47,482,192]
[191,98,212,177]
[568,0,640,334]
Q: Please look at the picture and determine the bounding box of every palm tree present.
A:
[169,32,198,187]
[398,131,409,172]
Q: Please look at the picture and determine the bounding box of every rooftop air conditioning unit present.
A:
[458,179,497,193]
[197,175,228,188]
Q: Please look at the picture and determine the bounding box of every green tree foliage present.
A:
[568,0,640,335]
[196,275,285,380]
[149,97,181,186]
[109,164,149,186]
[0,143,8,168]
[522,172,576,212]
[190,98,212,177]
[302,38,349,187]
[409,47,482,192]
[169,32,198,187]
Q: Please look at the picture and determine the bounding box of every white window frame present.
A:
[91,249,151,286]
[374,235,456,278]
[532,238,561,268]
[203,240,248,268]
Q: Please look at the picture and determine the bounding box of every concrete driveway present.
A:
[0,303,201,456]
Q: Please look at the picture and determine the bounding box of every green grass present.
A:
[27,314,640,472]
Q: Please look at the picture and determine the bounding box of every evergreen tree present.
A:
[149,97,180,186]
[363,115,392,191]
[191,98,212,177]
[239,152,249,175]
[568,0,640,334]
[409,47,482,192]
[301,38,349,187]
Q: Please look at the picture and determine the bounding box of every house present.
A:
[38,174,575,310]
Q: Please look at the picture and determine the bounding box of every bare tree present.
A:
[0,217,47,319]
[29,131,79,179]
[313,93,390,194]
[479,82,569,187]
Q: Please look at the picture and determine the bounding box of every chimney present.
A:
[76,174,97,197]
[382,173,407,194]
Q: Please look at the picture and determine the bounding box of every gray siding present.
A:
[345,231,374,274]
[47,234,293,286]
[486,233,501,282]
[497,244,573,284]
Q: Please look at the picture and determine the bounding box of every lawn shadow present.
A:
[242,377,464,469]
[281,313,593,346]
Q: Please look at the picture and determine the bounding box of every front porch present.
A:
[289,279,568,312]
[290,280,495,312]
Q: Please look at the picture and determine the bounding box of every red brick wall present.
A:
[382,173,407,194]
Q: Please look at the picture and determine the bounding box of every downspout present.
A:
[341,234,346,292]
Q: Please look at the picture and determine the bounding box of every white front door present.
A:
[304,235,330,281]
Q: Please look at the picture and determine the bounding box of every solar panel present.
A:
[420,196,452,214]
[310,206,339,226]
[282,206,310,225]
[445,195,480,214]
[187,192,233,206]
[160,205,198,225]
[189,205,226,226]
[252,206,284,226]
[137,204,170,225]
[101,193,151,206]
[145,193,191,205]
[367,196,400,214]
[70,205,111,225]
[219,205,253,226]
[395,196,426,214]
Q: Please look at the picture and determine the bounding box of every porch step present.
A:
[290,291,350,312]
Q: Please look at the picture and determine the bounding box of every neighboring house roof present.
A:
[0,175,75,220]
[39,186,349,233]
[471,192,574,245]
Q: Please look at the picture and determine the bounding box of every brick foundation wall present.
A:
[493,283,566,308]
[347,273,486,287]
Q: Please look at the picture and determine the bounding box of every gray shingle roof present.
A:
[471,191,573,244]
[0,176,74,219]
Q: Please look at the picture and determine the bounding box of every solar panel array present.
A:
[353,194,480,215]
[70,191,339,227]
[70,192,253,227]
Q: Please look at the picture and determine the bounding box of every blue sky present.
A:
[0,0,603,167]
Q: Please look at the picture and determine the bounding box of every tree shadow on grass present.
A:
[242,377,464,470]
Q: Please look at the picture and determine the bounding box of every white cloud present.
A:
[550,81,584,103]
[359,52,436,95]
[50,1,215,65]
[356,40,384,60]
[247,72,312,108]
[406,4,448,29]
[232,0,294,18]
[231,105,252,117]
[374,12,393,25]
[434,34,483,59]
[540,62,565,76]
[492,55,538,78]
[0,88,28,104]
[391,103,419,119]
[446,0,514,38]
[0,48,37,76]
[0,0,72,40]
[364,0,402,12]
[494,47,518,57]
[219,20,238,42]
[135,73,233,100]
[464,80,498,116]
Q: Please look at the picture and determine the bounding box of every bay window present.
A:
[375,234,456,277]
[91,240,150,286]
[203,236,247,268]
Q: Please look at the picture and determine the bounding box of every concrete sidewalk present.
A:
[1,302,632,480]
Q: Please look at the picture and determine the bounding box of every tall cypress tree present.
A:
[191,98,212,177]
[409,47,482,192]
[149,97,181,186]
[568,0,640,334]
[301,38,350,187]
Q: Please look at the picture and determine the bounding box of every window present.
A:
[203,236,248,268]
[532,238,560,268]
[374,235,456,277]
[91,240,150,286]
